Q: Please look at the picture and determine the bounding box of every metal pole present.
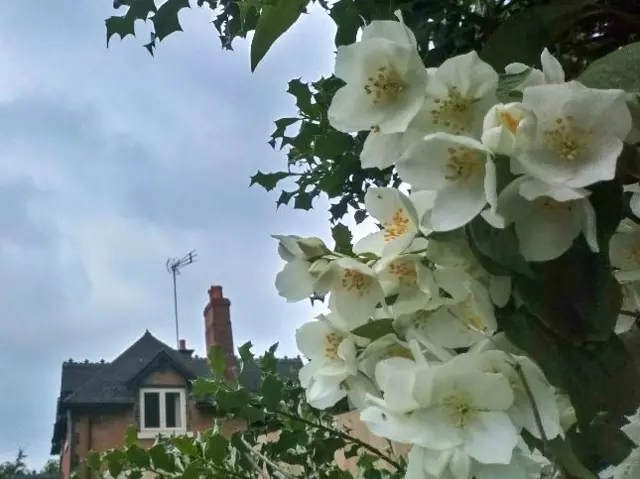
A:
[172,268,179,348]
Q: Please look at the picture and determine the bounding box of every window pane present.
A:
[143,392,160,428]
[165,392,182,428]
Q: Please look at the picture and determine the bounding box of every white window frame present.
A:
[138,387,188,439]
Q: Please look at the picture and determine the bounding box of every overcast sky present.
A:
[0,1,374,468]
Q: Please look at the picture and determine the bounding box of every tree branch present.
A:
[274,410,404,471]
[240,437,300,479]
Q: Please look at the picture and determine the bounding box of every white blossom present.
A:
[328,19,428,134]
[397,133,497,231]
[353,187,422,258]
[484,176,599,262]
[273,235,330,301]
[517,81,632,188]
[409,51,499,138]
[316,258,385,324]
[296,313,369,409]
[361,357,518,465]
[481,102,537,156]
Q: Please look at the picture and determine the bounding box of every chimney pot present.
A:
[209,285,224,299]
[179,339,186,350]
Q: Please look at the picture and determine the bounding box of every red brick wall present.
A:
[61,440,72,479]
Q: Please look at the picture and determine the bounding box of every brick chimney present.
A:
[204,285,235,379]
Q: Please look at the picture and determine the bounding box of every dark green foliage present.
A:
[91,344,405,478]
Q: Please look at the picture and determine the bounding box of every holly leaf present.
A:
[329,0,362,47]
[126,445,150,469]
[106,0,157,45]
[250,0,309,71]
[314,130,352,160]
[261,375,283,410]
[331,223,353,255]
[287,79,315,117]
[149,444,177,472]
[151,0,190,41]
[250,170,292,191]
[205,433,229,465]
[294,191,313,210]
[276,190,295,208]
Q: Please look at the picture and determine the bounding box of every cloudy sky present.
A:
[0,1,374,468]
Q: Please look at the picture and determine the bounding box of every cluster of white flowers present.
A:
[272,15,638,479]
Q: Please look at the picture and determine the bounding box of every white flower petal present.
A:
[275,259,315,302]
[463,411,518,464]
[540,48,565,84]
[295,320,333,359]
[360,129,403,169]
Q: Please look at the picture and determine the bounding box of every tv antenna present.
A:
[166,250,197,348]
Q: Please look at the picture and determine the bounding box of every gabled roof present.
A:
[51,330,302,454]
[62,330,208,405]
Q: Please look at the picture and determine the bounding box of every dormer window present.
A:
[139,388,187,437]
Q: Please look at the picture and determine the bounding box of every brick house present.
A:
[49,285,301,479]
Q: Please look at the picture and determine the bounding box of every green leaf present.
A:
[350,318,394,341]
[250,170,292,191]
[354,209,367,224]
[261,375,283,410]
[126,445,150,468]
[271,117,299,142]
[466,216,535,277]
[241,404,266,423]
[250,0,310,71]
[215,388,251,411]
[149,444,176,472]
[151,0,190,41]
[578,41,640,92]
[314,131,352,160]
[106,0,157,45]
[171,436,199,456]
[104,450,126,478]
[124,425,138,447]
[193,377,219,398]
[331,223,353,256]
[276,190,295,208]
[86,451,101,471]
[205,433,229,464]
[495,69,530,102]
[287,79,315,117]
[514,240,620,342]
[238,341,256,366]
[481,1,596,71]
[329,0,362,47]
[293,191,313,210]
[262,342,280,371]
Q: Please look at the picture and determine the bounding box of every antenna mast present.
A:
[166,250,197,348]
